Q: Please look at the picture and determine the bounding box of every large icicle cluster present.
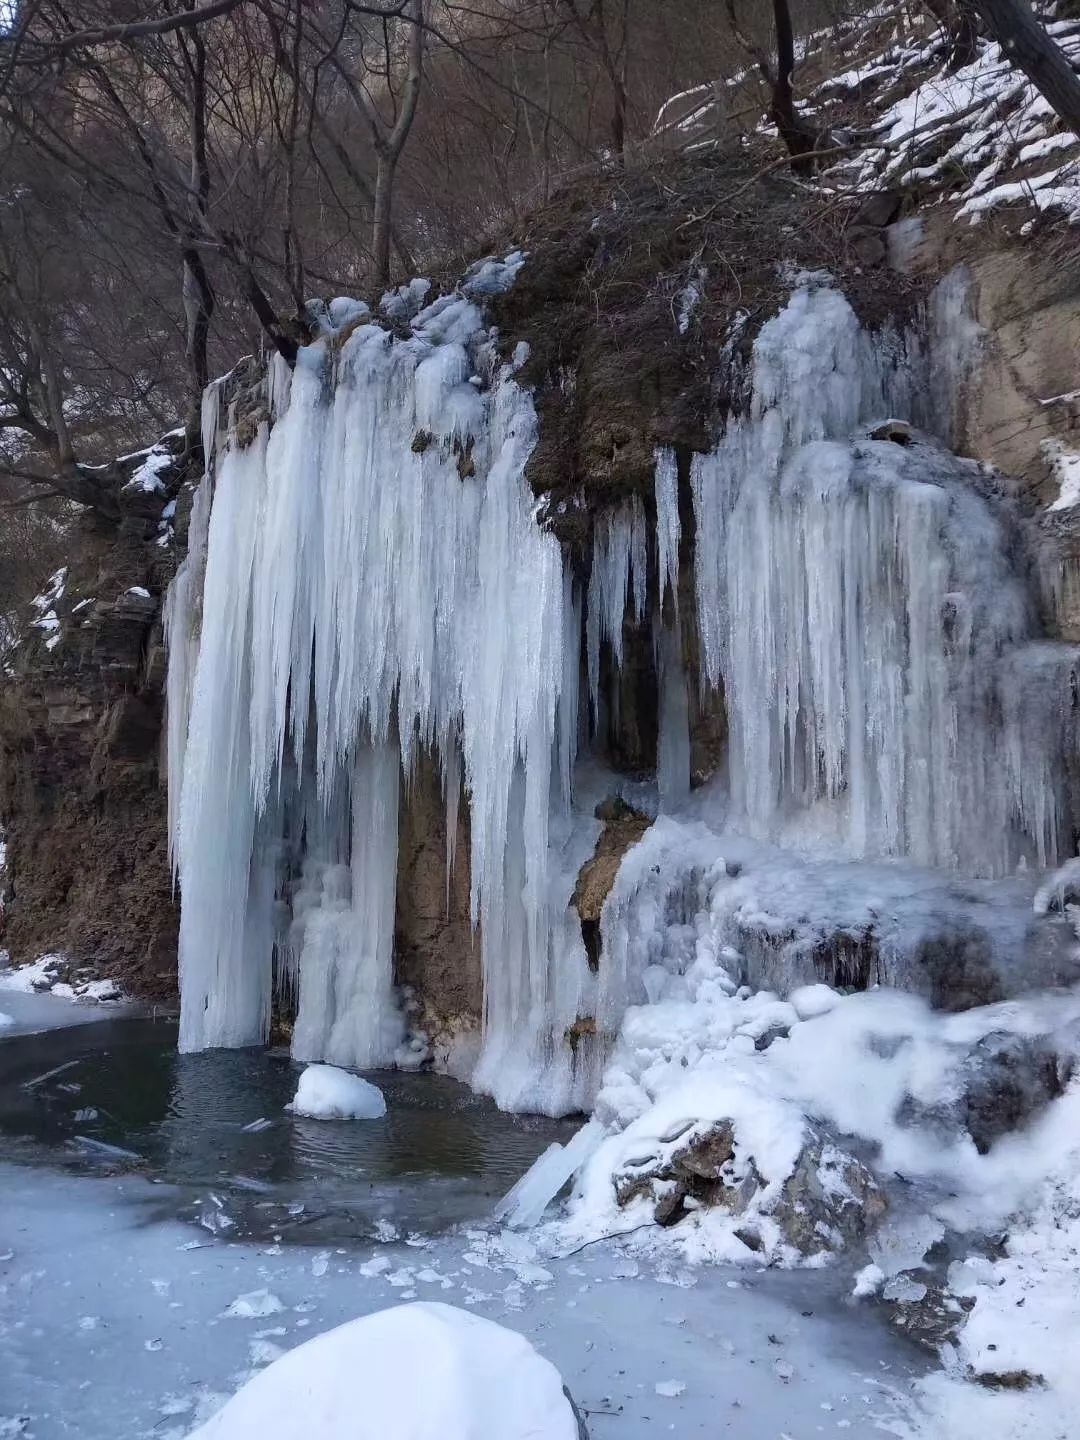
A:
[168,259,1078,1118]
[169,260,599,1113]
[685,280,1072,877]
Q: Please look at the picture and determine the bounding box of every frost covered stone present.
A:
[187,1302,585,1439]
[286,1064,386,1120]
[610,1116,885,1255]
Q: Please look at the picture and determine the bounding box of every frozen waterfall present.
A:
[169,263,597,1113]
[686,282,1069,876]
[167,262,1077,1115]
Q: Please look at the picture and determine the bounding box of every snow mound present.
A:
[285,1064,386,1120]
[187,1302,581,1440]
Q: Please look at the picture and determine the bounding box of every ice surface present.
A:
[0,1161,925,1440]
[187,1302,579,1440]
[285,1065,387,1121]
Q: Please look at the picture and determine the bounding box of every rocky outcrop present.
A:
[394,753,482,1051]
[572,798,651,971]
[611,1119,886,1256]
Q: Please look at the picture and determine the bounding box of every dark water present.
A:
[0,1015,573,1241]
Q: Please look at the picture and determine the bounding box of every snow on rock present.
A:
[120,443,175,495]
[818,15,1080,230]
[1044,439,1080,512]
[548,931,1080,1272]
[0,956,125,1006]
[654,13,1080,234]
[0,955,68,994]
[789,984,841,1021]
[285,1064,387,1121]
[187,1302,582,1440]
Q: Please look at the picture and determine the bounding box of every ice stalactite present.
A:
[170,260,597,1112]
[291,741,403,1068]
[687,278,1073,878]
[655,621,690,814]
[586,497,648,715]
[163,380,220,871]
[654,446,681,618]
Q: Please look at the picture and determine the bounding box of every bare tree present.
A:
[966,0,1080,136]
[922,0,979,70]
[317,0,426,286]
[725,0,819,161]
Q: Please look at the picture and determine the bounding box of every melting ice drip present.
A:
[167,264,1076,1117]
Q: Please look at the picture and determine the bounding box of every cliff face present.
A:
[0,455,185,997]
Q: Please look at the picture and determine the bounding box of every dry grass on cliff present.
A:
[478,143,926,548]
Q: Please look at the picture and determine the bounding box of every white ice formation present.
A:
[167,257,1080,1116]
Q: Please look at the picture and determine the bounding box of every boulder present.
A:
[611,1120,886,1254]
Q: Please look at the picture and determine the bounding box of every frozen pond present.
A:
[0,1008,932,1439]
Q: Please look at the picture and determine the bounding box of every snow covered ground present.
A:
[0,1161,928,1440]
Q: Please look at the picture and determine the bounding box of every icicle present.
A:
[654,446,681,617]
[656,620,691,813]
[585,496,648,714]
[175,430,273,1050]
[163,379,222,872]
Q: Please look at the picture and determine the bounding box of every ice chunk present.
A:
[285,1064,386,1120]
[0,1013,13,1029]
[222,1290,285,1320]
[495,1120,606,1229]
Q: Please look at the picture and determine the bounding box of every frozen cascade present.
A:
[688,280,1071,877]
[169,263,1078,1118]
[171,264,598,1112]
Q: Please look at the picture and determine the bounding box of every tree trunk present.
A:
[372,153,396,288]
[969,0,1080,136]
[768,0,817,160]
[181,248,214,439]
[923,0,980,70]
